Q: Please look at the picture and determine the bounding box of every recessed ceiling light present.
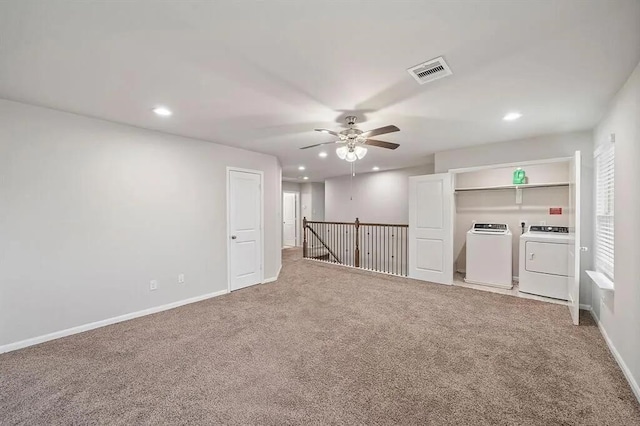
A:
[503,112,522,121]
[153,106,172,117]
[318,151,328,158]
[303,176,309,180]
[298,166,305,171]
[372,166,380,171]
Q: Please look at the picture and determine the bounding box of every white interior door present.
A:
[409,173,454,284]
[228,169,262,291]
[283,192,297,247]
[567,151,581,324]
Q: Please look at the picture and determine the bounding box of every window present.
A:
[594,142,614,280]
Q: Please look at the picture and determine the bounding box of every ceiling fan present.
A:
[300,116,400,162]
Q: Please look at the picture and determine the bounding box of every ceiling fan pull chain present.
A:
[350,162,354,200]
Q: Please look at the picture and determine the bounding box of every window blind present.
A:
[595,143,614,280]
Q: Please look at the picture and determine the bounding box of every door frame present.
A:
[226,167,265,292]
[567,151,581,325]
[282,190,300,247]
[448,155,584,323]
[449,156,573,277]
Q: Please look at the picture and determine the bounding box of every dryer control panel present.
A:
[529,226,569,233]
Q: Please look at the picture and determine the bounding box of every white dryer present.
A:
[465,223,513,289]
[519,226,574,300]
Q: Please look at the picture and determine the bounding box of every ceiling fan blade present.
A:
[314,128,341,137]
[299,141,341,150]
[360,125,400,138]
[363,139,400,150]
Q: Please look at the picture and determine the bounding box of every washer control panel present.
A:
[471,223,509,234]
[474,223,507,230]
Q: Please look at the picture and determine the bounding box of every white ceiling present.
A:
[1,1,639,181]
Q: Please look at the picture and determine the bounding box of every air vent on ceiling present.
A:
[407,56,452,85]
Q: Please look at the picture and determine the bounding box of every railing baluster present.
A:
[381,226,384,272]
[372,226,375,271]
[373,226,376,271]
[354,218,358,267]
[330,223,333,263]
[376,226,379,272]
[378,226,381,272]
[384,226,387,272]
[392,226,396,275]
[338,224,341,264]
[394,226,397,275]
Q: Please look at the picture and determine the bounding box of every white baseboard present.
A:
[0,289,228,355]
[263,264,282,284]
[579,303,592,310]
[590,310,640,403]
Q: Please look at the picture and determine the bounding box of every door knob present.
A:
[231,235,237,240]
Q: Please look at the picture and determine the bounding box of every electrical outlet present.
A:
[150,280,158,291]
[178,274,185,284]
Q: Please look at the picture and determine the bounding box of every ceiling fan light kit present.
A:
[302,116,400,163]
[336,145,367,162]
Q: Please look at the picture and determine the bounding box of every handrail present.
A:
[305,220,355,225]
[306,220,408,227]
[359,222,408,227]
[304,220,342,263]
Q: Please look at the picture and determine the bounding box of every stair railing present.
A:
[303,218,342,263]
[302,217,408,276]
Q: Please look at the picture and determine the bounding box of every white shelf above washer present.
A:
[455,182,570,192]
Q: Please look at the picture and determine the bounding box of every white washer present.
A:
[519,226,574,300]
[465,223,513,289]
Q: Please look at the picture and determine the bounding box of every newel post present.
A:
[302,217,308,258]
[354,217,360,268]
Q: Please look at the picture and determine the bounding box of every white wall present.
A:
[325,165,434,224]
[592,61,640,399]
[435,132,594,306]
[454,162,570,276]
[282,181,301,192]
[435,131,594,173]
[311,183,325,221]
[301,182,324,221]
[0,99,282,348]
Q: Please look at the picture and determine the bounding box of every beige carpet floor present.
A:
[1,248,639,425]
